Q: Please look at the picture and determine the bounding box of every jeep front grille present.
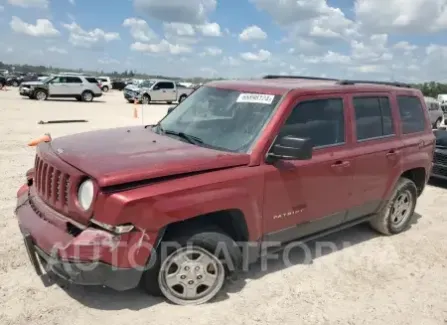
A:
[34,155,70,207]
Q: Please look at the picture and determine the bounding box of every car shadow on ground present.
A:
[54,214,422,310]
[42,99,107,103]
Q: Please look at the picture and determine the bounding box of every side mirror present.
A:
[267,135,313,162]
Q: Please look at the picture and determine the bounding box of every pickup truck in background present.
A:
[123,79,194,104]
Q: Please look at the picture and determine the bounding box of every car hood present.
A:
[124,84,140,92]
[49,126,250,187]
[21,81,44,86]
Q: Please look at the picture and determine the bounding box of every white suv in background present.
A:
[19,75,103,102]
[97,76,112,92]
[424,96,444,129]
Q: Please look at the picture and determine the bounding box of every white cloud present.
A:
[394,41,418,51]
[240,49,271,62]
[200,46,222,56]
[134,0,217,24]
[123,18,157,42]
[48,46,67,54]
[239,25,267,41]
[98,57,120,64]
[196,22,222,36]
[68,0,75,4]
[10,16,59,37]
[355,0,447,33]
[221,56,241,66]
[8,0,48,8]
[301,51,351,64]
[131,40,192,54]
[62,22,120,48]
[164,22,195,36]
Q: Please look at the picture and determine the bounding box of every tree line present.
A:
[1,61,446,96]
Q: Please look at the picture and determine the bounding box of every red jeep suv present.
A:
[15,75,435,305]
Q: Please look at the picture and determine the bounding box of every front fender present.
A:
[94,168,265,241]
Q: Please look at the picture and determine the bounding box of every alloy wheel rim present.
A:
[390,190,413,228]
[36,92,45,100]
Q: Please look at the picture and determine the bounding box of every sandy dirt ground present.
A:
[1,88,447,325]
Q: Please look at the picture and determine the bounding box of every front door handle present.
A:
[331,161,350,168]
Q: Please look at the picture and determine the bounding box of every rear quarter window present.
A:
[397,95,426,134]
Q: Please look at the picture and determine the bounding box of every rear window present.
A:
[86,77,98,83]
[397,96,426,134]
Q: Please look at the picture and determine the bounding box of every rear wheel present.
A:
[140,229,242,305]
[81,91,93,102]
[435,118,442,129]
[12,80,19,87]
[369,178,418,235]
[34,90,47,101]
[179,95,187,103]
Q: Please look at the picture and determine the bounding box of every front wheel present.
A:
[34,90,48,101]
[369,178,418,235]
[12,81,19,87]
[141,94,150,105]
[102,86,109,92]
[435,118,442,129]
[140,229,242,305]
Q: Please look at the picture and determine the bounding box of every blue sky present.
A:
[0,0,447,81]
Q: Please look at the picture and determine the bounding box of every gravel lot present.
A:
[1,88,447,325]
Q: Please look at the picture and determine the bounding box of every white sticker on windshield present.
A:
[236,93,275,104]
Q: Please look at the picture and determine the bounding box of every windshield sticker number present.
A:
[236,93,274,104]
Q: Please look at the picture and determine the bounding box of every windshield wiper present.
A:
[163,129,204,145]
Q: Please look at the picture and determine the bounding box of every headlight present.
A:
[78,179,94,210]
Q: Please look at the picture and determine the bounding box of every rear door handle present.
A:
[331,160,350,168]
[386,150,399,159]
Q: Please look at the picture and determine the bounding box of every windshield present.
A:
[41,76,53,83]
[158,86,281,153]
[140,80,155,88]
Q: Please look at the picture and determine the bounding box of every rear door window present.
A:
[397,96,426,134]
[353,96,394,141]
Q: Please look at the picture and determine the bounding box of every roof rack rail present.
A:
[336,79,412,88]
[263,75,338,81]
[263,75,413,88]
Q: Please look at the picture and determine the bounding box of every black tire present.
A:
[81,90,94,102]
[140,228,242,304]
[102,86,109,92]
[0,82,5,90]
[369,178,418,235]
[179,95,187,103]
[142,94,150,105]
[34,89,48,101]
[434,118,442,129]
[12,81,19,87]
